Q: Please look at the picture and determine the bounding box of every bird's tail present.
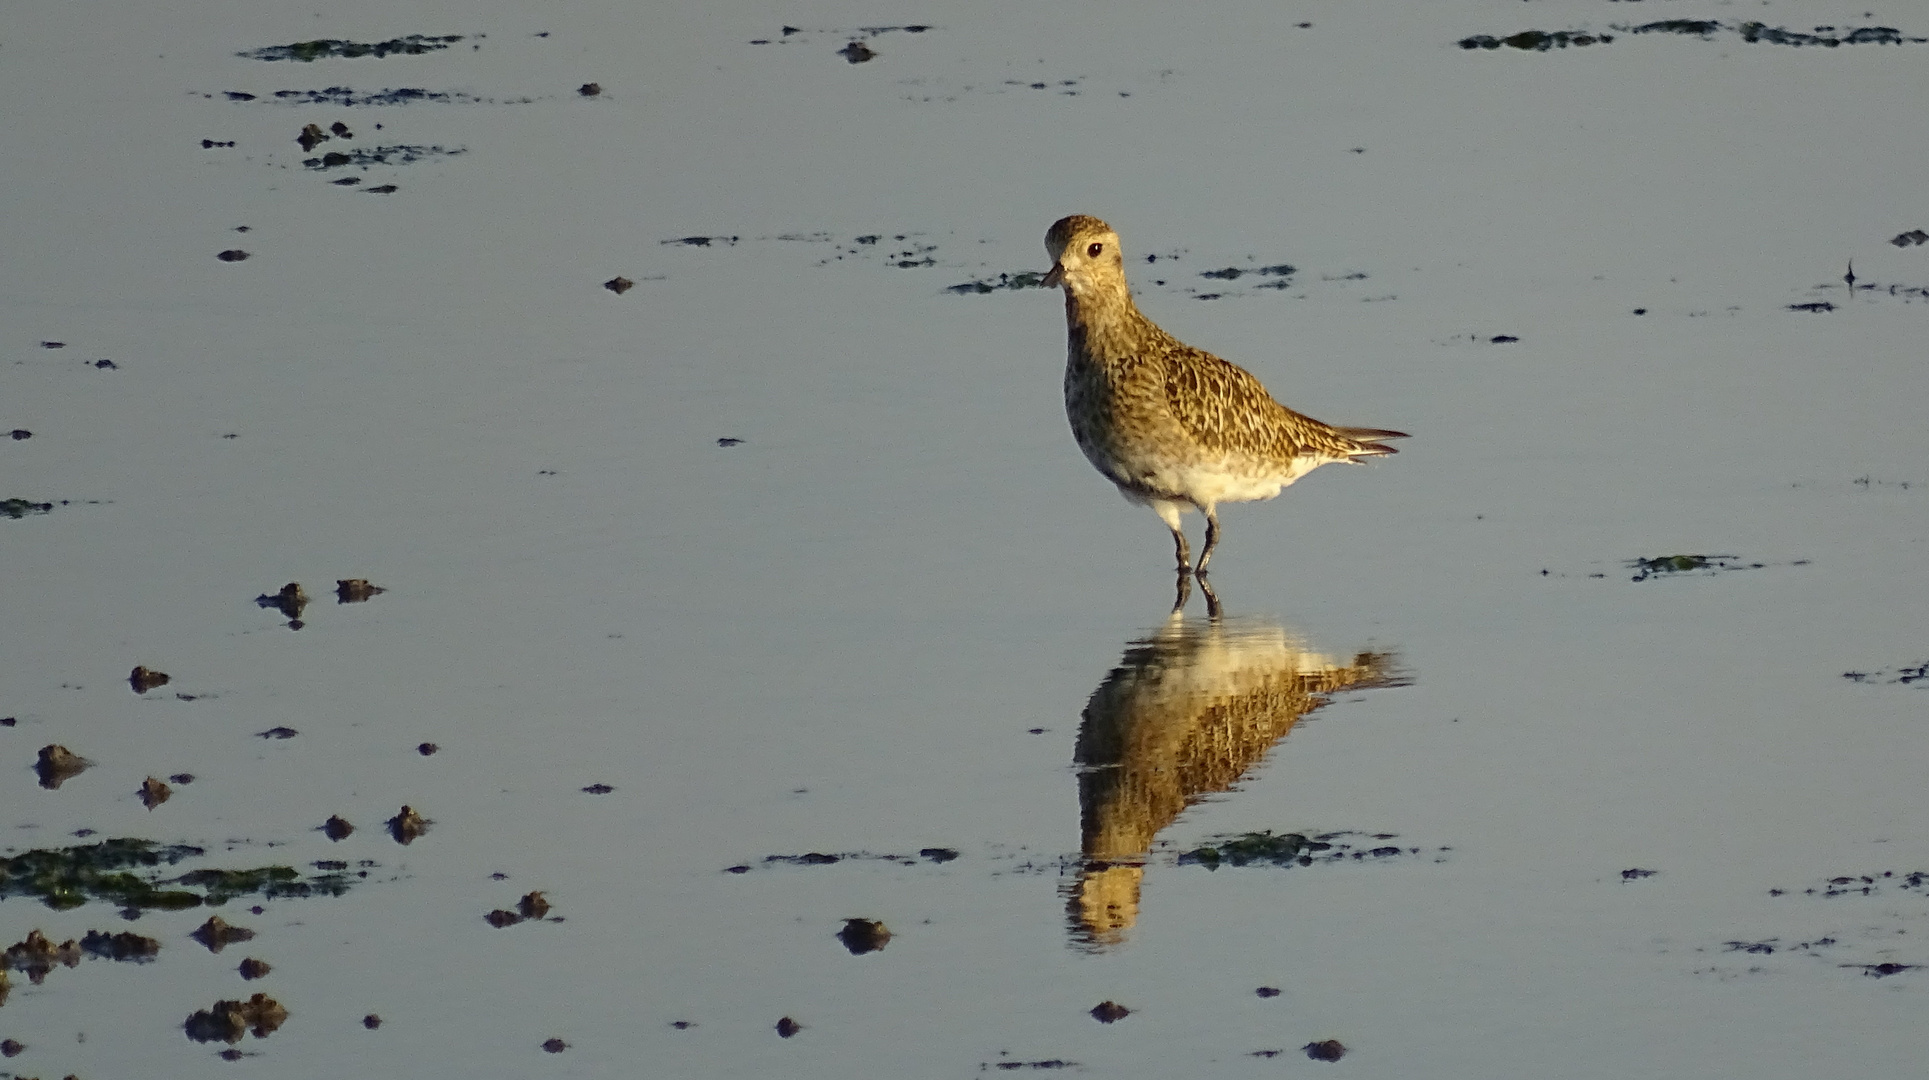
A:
[1336,426,1409,458]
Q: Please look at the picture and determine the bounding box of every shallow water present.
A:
[4,0,1929,1076]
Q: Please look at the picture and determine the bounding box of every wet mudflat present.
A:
[3,0,1929,1077]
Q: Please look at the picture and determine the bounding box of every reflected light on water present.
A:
[1066,603,1407,950]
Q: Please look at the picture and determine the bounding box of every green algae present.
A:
[0,839,355,911]
[240,35,464,62]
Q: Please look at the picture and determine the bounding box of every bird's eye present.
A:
[1086,242,1104,258]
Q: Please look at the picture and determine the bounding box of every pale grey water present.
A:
[4,0,1929,1076]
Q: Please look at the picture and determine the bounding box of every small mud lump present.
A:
[837,918,891,955]
[184,992,287,1043]
[387,805,429,844]
[1090,1001,1130,1023]
[191,916,256,953]
[140,776,172,809]
[35,744,91,789]
[1304,1040,1347,1062]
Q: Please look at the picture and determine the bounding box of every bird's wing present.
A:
[1159,344,1357,461]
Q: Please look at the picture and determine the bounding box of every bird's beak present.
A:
[1041,262,1064,288]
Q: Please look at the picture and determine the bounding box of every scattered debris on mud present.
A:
[240,35,465,62]
[837,918,891,955]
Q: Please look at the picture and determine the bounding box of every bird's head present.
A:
[1042,215,1124,299]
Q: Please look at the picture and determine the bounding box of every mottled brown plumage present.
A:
[1043,214,1406,574]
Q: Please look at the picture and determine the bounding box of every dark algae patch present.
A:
[1178,830,1419,869]
[240,35,464,61]
[0,838,354,911]
[304,144,465,170]
[1627,554,1769,581]
[947,271,1047,294]
[242,88,523,106]
[1843,661,1929,686]
[1459,30,1613,51]
[1,498,55,518]
[1467,21,1929,52]
[730,848,963,872]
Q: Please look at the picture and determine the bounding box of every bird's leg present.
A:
[1195,572,1222,620]
[1195,508,1222,576]
[1168,521,1192,575]
[1170,568,1192,614]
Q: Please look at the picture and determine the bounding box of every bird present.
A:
[1042,214,1407,576]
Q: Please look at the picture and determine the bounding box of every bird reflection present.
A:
[1066,600,1406,950]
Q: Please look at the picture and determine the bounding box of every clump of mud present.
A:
[387,806,429,844]
[191,916,257,953]
[837,918,891,955]
[184,992,288,1043]
[34,745,91,789]
[1304,1040,1347,1062]
[140,776,172,809]
[130,665,172,693]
